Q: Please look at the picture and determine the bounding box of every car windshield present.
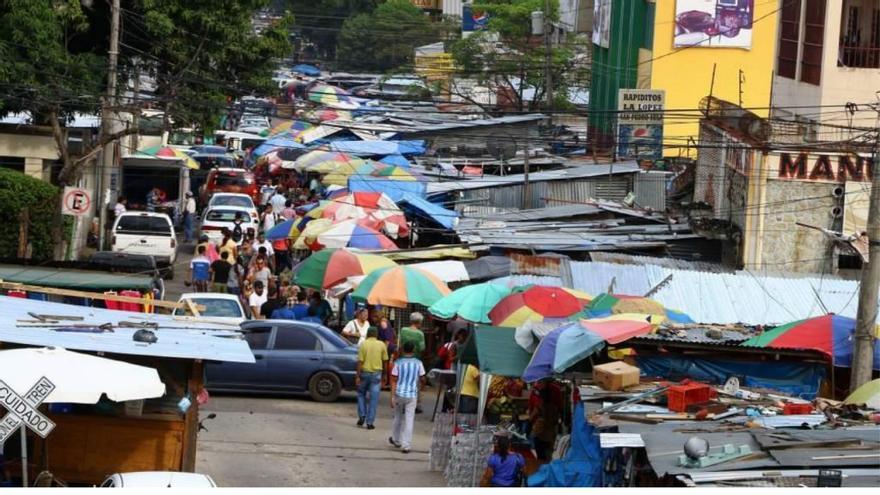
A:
[211,196,255,209]
[214,173,253,186]
[115,216,171,236]
[206,209,250,222]
[175,298,242,317]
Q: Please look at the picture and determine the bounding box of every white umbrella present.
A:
[0,347,165,486]
[0,347,165,403]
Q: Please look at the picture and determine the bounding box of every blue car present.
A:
[206,320,359,402]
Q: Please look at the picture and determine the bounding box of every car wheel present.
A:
[308,371,341,402]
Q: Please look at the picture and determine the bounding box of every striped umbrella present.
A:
[321,192,409,239]
[302,108,353,122]
[294,248,397,289]
[584,293,694,323]
[370,165,422,181]
[266,119,312,138]
[265,217,304,241]
[307,83,359,110]
[293,150,364,173]
[427,283,514,324]
[136,146,198,170]
[352,266,451,308]
[489,286,589,328]
[309,219,397,251]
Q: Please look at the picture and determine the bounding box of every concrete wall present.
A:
[0,131,59,180]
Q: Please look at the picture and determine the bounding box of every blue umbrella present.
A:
[265,219,298,241]
[292,64,321,77]
[522,323,605,383]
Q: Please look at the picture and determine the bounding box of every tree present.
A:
[336,0,445,72]
[450,0,589,112]
[291,0,379,61]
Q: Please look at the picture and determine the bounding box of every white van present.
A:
[111,212,178,279]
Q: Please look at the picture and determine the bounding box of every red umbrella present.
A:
[489,286,584,327]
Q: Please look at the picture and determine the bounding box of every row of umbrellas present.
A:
[256,149,421,185]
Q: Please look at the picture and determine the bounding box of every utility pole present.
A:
[98,0,121,251]
[544,0,553,113]
[522,143,530,210]
[851,130,880,390]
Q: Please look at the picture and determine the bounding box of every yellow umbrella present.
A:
[293,218,333,250]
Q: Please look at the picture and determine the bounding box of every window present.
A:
[801,0,826,85]
[777,0,802,79]
[115,215,172,236]
[210,196,255,209]
[273,326,320,351]
[244,326,272,350]
[185,298,243,318]
[214,172,254,186]
[0,156,25,172]
[206,209,251,222]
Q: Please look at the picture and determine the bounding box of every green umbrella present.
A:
[351,266,450,308]
[427,283,513,324]
[844,378,880,409]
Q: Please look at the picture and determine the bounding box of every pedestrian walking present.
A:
[389,341,425,454]
[270,187,287,212]
[261,285,284,319]
[210,252,232,293]
[261,203,278,233]
[248,280,267,318]
[308,292,333,325]
[189,245,211,293]
[480,432,525,487]
[227,256,245,295]
[398,312,426,413]
[218,228,238,263]
[342,307,370,345]
[357,327,388,430]
[182,191,197,242]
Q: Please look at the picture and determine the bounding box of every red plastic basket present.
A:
[666,383,714,412]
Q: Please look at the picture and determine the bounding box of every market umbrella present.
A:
[379,154,411,168]
[352,266,451,308]
[293,218,333,250]
[293,150,363,173]
[321,191,409,239]
[489,286,587,328]
[307,83,359,110]
[265,217,304,241]
[522,323,606,383]
[135,145,198,170]
[293,248,397,289]
[322,160,384,186]
[308,219,397,251]
[370,165,422,181]
[428,283,514,324]
[301,108,353,123]
[740,314,880,369]
[266,119,312,138]
[514,316,655,353]
[252,135,306,157]
[584,293,694,323]
[844,378,880,409]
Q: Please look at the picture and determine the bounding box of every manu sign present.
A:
[772,152,875,183]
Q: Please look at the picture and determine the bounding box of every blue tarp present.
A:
[398,193,458,230]
[328,140,426,156]
[379,154,411,167]
[348,177,426,202]
[636,355,826,400]
[292,64,320,77]
[528,402,602,487]
[253,136,305,157]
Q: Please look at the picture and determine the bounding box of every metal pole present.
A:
[20,425,27,487]
[850,132,880,390]
[98,0,121,251]
[522,143,530,210]
[544,0,553,112]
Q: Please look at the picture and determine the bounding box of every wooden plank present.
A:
[0,281,201,311]
[184,297,201,318]
[180,360,203,472]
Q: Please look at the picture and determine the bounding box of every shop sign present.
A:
[772,152,875,183]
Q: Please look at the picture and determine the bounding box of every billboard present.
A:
[462,4,490,32]
[674,0,754,49]
[617,89,665,160]
[592,0,611,48]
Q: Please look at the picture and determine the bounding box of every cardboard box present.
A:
[593,361,640,391]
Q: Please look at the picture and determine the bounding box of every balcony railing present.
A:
[838,45,880,68]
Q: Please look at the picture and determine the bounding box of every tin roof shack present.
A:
[693,97,875,273]
[0,296,253,484]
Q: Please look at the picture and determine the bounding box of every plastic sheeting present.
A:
[328,140,426,156]
[636,355,826,399]
[347,177,426,202]
[399,193,458,229]
[528,402,602,487]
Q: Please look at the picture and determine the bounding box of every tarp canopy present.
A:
[380,154,410,167]
[399,193,458,230]
[253,136,306,157]
[528,402,602,487]
[328,140,426,156]
[459,325,533,378]
[348,176,426,202]
[0,265,155,291]
[292,64,320,76]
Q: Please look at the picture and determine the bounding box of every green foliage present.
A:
[335,0,445,72]
[0,169,63,259]
[291,0,380,59]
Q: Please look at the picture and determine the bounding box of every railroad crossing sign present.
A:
[0,377,56,444]
[61,186,92,216]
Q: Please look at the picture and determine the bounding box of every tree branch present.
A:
[72,126,140,169]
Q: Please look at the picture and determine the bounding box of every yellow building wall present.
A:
[650,0,779,157]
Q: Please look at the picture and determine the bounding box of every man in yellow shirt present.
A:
[357,327,388,429]
[459,364,480,414]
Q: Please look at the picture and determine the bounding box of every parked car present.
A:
[87,251,165,298]
[199,206,258,245]
[100,472,216,488]
[207,193,259,222]
[206,320,358,402]
[110,212,177,279]
[173,292,249,324]
[199,167,258,206]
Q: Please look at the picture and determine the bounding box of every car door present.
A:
[206,325,272,391]
[265,325,324,391]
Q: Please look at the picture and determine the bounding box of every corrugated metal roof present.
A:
[569,261,872,325]
[0,264,155,290]
[588,252,733,272]
[0,296,254,363]
[426,163,641,195]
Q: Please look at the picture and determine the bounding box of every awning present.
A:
[0,264,155,291]
[385,246,476,261]
[407,260,469,283]
[348,177,426,202]
[328,140,426,156]
[459,325,533,378]
[399,193,458,230]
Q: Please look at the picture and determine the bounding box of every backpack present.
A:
[232,223,243,243]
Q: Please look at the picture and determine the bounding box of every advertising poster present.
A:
[592,0,611,48]
[617,89,665,160]
[462,4,490,33]
[674,0,754,49]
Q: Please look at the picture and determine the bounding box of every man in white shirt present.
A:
[182,191,197,243]
[248,280,268,318]
[260,184,275,206]
[270,188,287,213]
[251,232,275,257]
[113,196,127,218]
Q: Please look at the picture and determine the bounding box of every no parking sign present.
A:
[61,187,92,216]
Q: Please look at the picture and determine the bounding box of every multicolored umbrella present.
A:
[741,314,880,369]
[135,146,199,170]
[321,191,409,239]
[522,323,606,383]
[428,283,514,324]
[293,218,333,250]
[265,217,304,241]
[301,108,352,123]
[379,154,410,168]
[293,150,364,173]
[352,266,451,308]
[308,219,397,251]
[844,378,880,409]
[489,286,587,328]
[370,165,422,181]
[266,119,312,138]
[584,293,694,323]
[307,83,359,110]
[322,160,384,186]
[293,248,397,289]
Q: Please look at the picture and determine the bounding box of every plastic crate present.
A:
[666,382,715,412]
[783,403,813,415]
